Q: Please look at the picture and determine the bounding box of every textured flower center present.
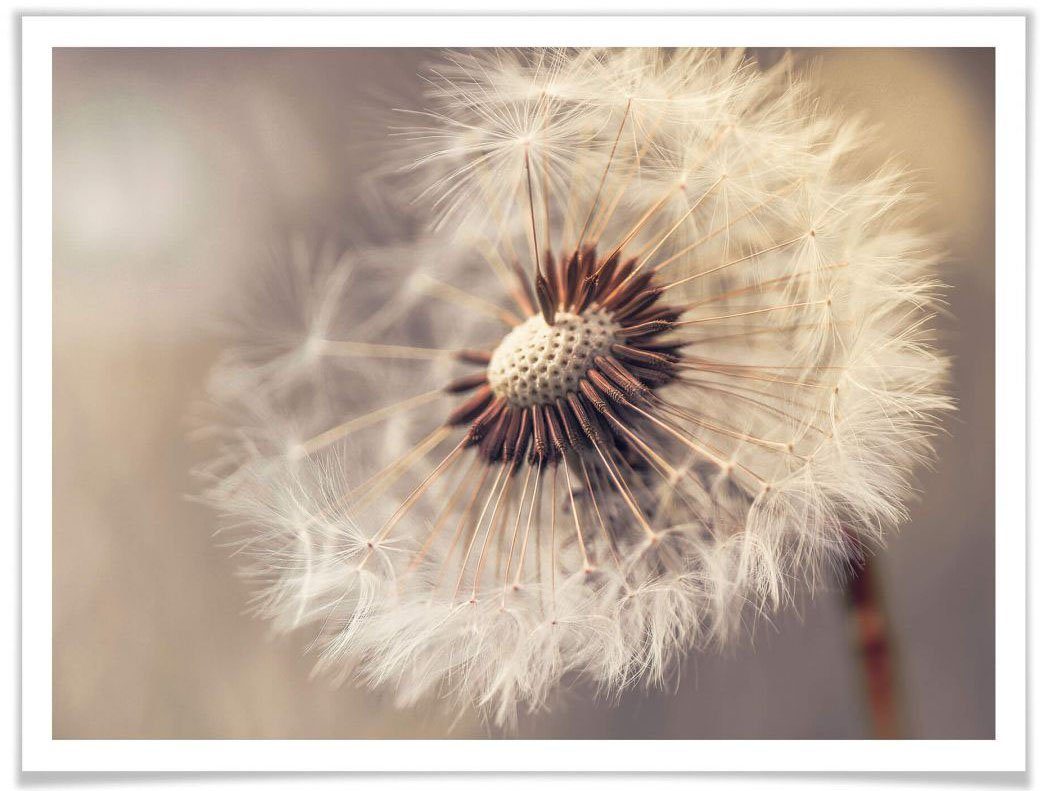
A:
[488,310,618,407]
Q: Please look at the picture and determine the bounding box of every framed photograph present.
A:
[21,10,1026,776]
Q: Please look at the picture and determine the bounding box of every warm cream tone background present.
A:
[53,48,994,739]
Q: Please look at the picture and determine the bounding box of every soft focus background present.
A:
[52,48,994,739]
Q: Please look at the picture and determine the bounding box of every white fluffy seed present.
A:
[487,310,619,407]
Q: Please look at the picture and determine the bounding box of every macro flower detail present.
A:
[200,48,951,726]
[445,248,685,471]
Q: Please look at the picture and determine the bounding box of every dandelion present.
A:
[199,48,951,728]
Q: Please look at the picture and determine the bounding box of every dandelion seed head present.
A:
[200,47,952,728]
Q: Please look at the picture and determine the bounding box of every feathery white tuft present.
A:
[200,48,951,727]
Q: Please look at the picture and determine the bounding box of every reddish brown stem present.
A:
[845,555,901,739]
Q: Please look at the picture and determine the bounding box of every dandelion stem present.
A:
[845,553,901,739]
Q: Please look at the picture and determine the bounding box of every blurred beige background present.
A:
[52,48,994,739]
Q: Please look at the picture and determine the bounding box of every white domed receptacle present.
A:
[487,310,619,408]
